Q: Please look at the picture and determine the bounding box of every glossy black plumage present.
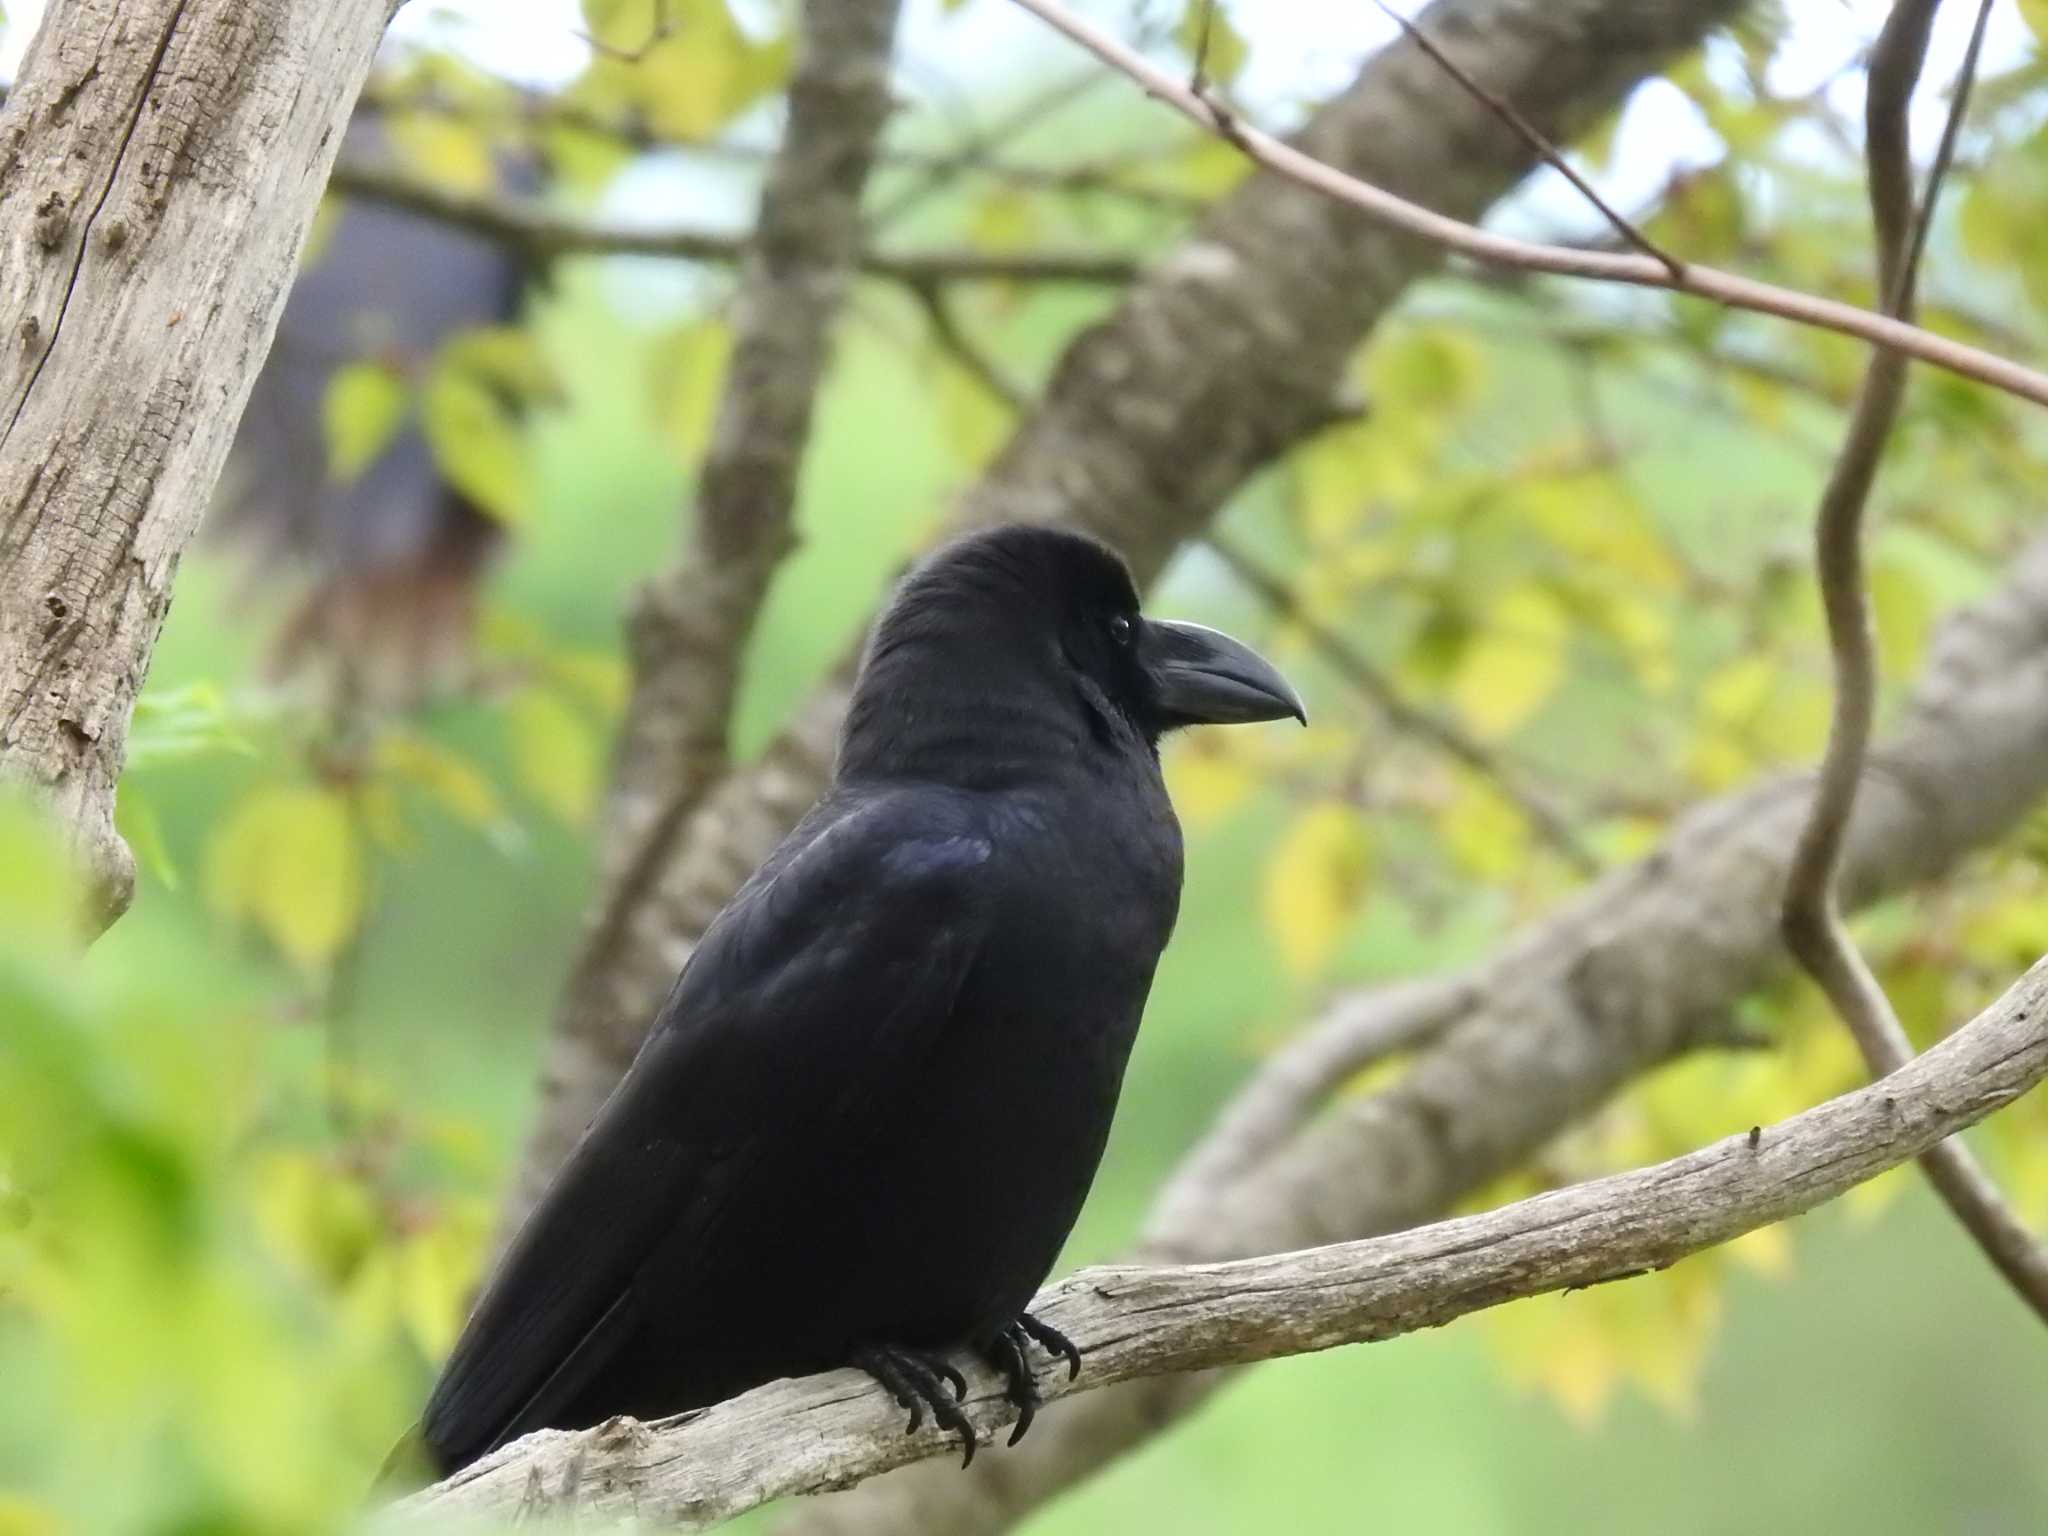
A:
[414,524,1302,1475]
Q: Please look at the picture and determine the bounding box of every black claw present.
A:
[1016,1312,1082,1381]
[851,1345,978,1467]
[986,1327,1039,1446]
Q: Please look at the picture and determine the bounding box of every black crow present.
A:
[410,523,1304,1476]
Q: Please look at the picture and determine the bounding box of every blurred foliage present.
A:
[4,0,2048,1532]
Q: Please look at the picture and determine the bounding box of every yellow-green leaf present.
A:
[1262,802,1371,977]
[423,372,529,525]
[1451,586,1568,739]
[321,361,410,485]
[376,733,504,830]
[1176,0,1248,85]
[386,111,497,196]
[202,786,364,971]
[506,689,598,825]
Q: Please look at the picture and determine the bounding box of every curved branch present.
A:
[391,955,2048,1527]
[1777,0,2048,1325]
[1002,0,2048,412]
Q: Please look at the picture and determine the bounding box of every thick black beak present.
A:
[1143,619,1306,728]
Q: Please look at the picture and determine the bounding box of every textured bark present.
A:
[393,953,2048,1528]
[0,0,396,925]
[789,520,2048,1536]
[511,0,1746,1227]
[501,0,905,1233]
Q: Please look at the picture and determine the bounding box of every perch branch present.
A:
[1778,0,2048,1325]
[393,954,2048,1527]
[1001,0,2048,411]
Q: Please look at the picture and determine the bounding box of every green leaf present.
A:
[1451,586,1568,739]
[506,688,598,825]
[321,361,411,485]
[202,786,364,972]
[1262,802,1371,977]
[375,732,505,831]
[577,0,791,140]
[386,111,497,195]
[421,332,546,525]
[1176,0,1248,85]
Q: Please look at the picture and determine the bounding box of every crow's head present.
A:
[843,524,1301,783]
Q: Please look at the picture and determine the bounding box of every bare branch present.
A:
[392,953,2048,1527]
[325,158,1144,287]
[1001,0,2048,411]
[1778,0,2048,1325]
[503,0,906,1235]
[1365,0,1683,278]
[1201,532,1598,875]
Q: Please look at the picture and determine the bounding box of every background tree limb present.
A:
[503,0,906,1231]
[0,0,397,925]
[393,951,2048,1528]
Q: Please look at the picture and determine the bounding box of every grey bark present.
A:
[0,0,397,925]
[509,0,1746,1232]
[390,951,2048,1528]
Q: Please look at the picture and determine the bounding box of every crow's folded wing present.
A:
[419,789,994,1471]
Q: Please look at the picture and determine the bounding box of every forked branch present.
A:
[1001,0,2048,410]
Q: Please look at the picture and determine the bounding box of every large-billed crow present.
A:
[410,523,1303,1476]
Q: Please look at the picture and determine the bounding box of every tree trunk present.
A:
[0,0,396,926]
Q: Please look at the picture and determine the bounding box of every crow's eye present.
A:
[1109,614,1134,647]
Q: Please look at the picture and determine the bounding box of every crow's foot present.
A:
[980,1312,1081,1447]
[1015,1311,1081,1381]
[983,1326,1040,1446]
[851,1344,977,1466]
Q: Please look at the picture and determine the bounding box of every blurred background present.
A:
[3,1,2048,1531]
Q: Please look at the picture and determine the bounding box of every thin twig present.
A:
[999,0,2048,411]
[907,281,1034,413]
[1366,0,1684,279]
[1203,532,1599,875]
[1778,0,2048,1327]
[326,158,1143,287]
[578,0,676,63]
